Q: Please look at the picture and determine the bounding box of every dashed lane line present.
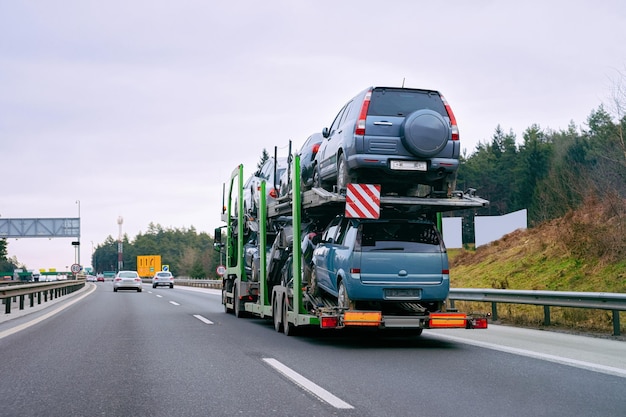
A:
[263,358,354,409]
[193,315,214,325]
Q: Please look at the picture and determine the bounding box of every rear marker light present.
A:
[355,89,372,136]
[321,316,339,328]
[440,94,459,141]
[312,143,320,155]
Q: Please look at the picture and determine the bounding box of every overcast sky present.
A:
[2,0,625,272]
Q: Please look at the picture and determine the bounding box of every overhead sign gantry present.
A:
[0,218,80,238]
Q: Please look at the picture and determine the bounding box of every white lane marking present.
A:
[156,294,163,298]
[169,301,180,306]
[263,358,354,409]
[193,315,214,325]
[427,332,626,379]
[0,284,97,340]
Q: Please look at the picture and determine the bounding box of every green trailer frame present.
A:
[221,156,319,329]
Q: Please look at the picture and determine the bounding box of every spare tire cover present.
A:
[401,109,450,157]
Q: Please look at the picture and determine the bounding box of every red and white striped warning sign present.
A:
[345,184,381,219]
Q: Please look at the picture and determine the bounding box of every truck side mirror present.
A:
[214,227,222,246]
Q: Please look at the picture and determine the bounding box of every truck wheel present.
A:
[338,281,352,310]
[283,296,295,336]
[273,296,283,332]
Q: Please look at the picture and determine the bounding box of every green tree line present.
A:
[91,223,221,279]
[455,104,625,243]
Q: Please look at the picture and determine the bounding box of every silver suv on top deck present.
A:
[314,86,460,195]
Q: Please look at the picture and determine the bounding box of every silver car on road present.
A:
[113,271,143,292]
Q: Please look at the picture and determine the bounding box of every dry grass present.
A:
[449,195,626,336]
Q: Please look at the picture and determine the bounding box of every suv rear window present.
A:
[356,221,442,253]
[368,88,447,118]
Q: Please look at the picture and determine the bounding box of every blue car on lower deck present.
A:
[310,215,449,312]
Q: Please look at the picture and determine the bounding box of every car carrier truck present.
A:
[215,155,489,335]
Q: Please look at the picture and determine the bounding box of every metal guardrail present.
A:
[0,279,85,315]
[449,288,626,336]
[173,279,222,289]
[4,279,623,337]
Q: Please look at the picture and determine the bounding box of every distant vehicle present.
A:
[152,271,174,288]
[40,274,58,282]
[103,271,116,281]
[113,271,142,292]
[96,275,105,282]
[86,275,97,282]
[314,86,460,194]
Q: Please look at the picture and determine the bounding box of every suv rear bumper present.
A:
[346,154,458,185]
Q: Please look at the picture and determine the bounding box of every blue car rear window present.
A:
[357,221,441,252]
[368,88,447,117]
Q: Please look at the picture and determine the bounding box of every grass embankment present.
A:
[448,195,626,336]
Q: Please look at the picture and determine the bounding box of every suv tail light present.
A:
[354,89,372,136]
[440,94,459,141]
[269,188,278,198]
[311,142,320,156]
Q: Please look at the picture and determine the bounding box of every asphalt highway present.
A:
[0,282,624,417]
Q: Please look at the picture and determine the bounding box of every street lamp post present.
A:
[117,216,123,271]
[76,200,81,268]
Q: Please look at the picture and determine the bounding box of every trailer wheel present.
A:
[273,296,283,332]
[283,296,295,336]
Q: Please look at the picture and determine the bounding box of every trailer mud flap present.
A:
[428,313,467,328]
[343,311,382,326]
